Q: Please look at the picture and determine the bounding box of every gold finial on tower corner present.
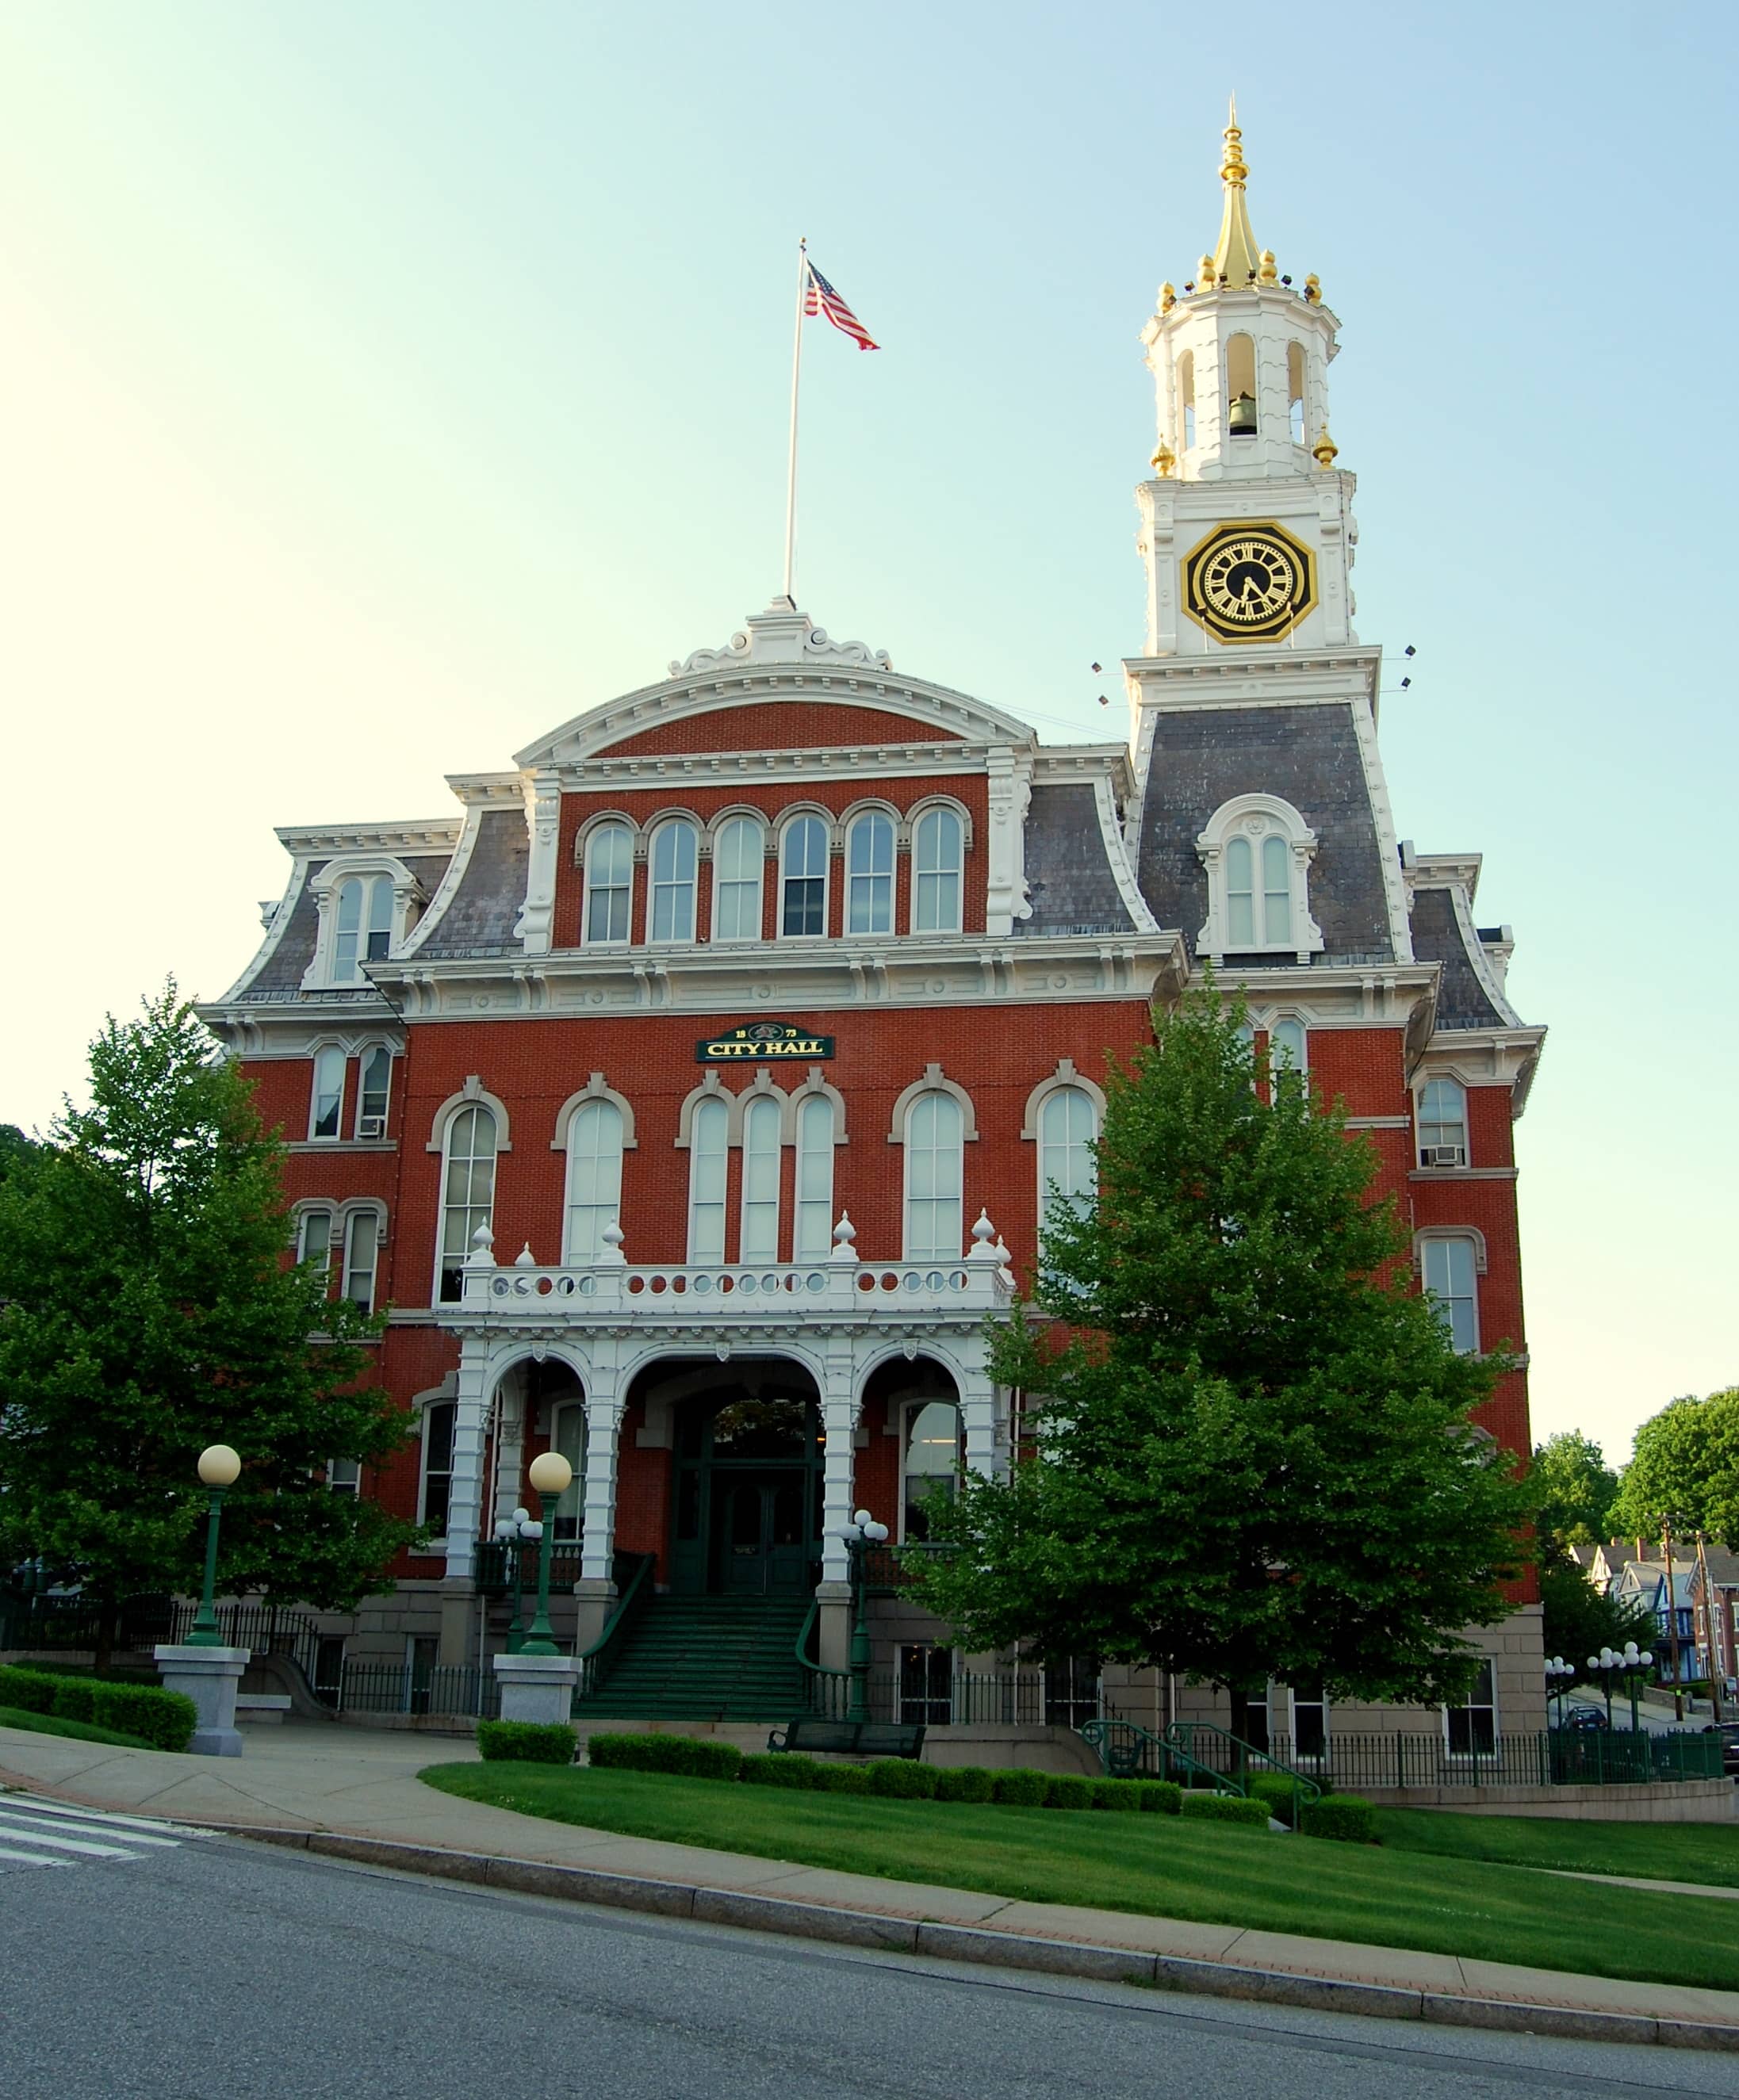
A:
[1160,281,1177,313]
[1303,273,1322,304]
[1312,423,1339,469]
[1211,96,1261,288]
[1258,249,1277,285]
[1151,438,1177,478]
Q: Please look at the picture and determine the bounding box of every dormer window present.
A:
[334,877,393,981]
[1195,795,1324,964]
[303,856,422,990]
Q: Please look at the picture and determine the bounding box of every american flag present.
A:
[803,259,879,351]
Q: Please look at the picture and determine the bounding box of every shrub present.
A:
[933,1765,994,1804]
[1180,1791,1271,1827]
[1248,1773,1307,1828]
[88,1682,197,1753]
[990,1767,1050,1807]
[1090,1777,1140,1811]
[477,1720,577,1765]
[0,1666,59,1716]
[585,1731,743,1781]
[1134,1780,1182,1815]
[1044,1774,1093,1811]
[867,1758,937,1799]
[50,1678,98,1723]
[741,1754,824,1789]
[814,1761,871,1793]
[1301,1794,1377,1845]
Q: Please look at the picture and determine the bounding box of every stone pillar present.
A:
[492,1652,579,1727]
[816,1337,861,1677]
[442,1337,493,1588]
[154,1645,249,1758]
[578,1360,624,1589]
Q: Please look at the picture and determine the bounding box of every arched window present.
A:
[648,819,699,943]
[1422,1235,1480,1354]
[1262,834,1292,943]
[563,1100,624,1264]
[356,1046,392,1139]
[1039,1084,1096,1229]
[793,1092,836,1260]
[711,816,764,942]
[1178,350,1196,449]
[1196,797,1323,964]
[902,1400,961,1541]
[1418,1077,1468,1167]
[780,815,829,936]
[437,1103,498,1303]
[738,1095,782,1261]
[548,1400,586,1541]
[333,875,394,981]
[845,810,894,935]
[687,1096,728,1262]
[1288,342,1307,445]
[584,823,633,945]
[903,1092,963,1260]
[1226,836,1256,947]
[912,806,963,934]
[309,1048,346,1141]
[343,1211,381,1313]
[1268,1019,1307,1094]
[1227,332,1258,436]
[1230,834,1293,946]
[297,1207,334,1272]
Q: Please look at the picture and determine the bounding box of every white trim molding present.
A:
[425,1076,514,1154]
[1019,1058,1108,1140]
[1194,792,1325,966]
[887,1064,980,1145]
[551,1073,638,1152]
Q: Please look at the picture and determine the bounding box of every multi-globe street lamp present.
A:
[186,1444,241,1647]
[493,1506,540,1654]
[1586,1640,1655,1731]
[1544,1654,1577,1723]
[838,1508,890,1722]
[518,1451,573,1658]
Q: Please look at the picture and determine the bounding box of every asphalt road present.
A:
[0,1796,1733,2100]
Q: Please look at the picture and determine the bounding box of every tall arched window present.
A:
[1422,1236,1480,1354]
[687,1096,728,1262]
[548,1400,586,1540]
[1288,342,1308,445]
[902,1400,961,1541]
[584,823,633,945]
[333,875,393,981]
[419,1402,456,1532]
[437,1104,498,1302]
[1038,1084,1096,1229]
[793,1092,836,1260]
[1196,798,1322,964]
[1228,833,1293,945]
[1227,332,1258,435]
[309,1048,346,1141]
[356,1046,392,1138]
[1226,836,1256,947]
[711,816,764,942]
[563,1100,624,1264]
[1268,1019,1307,1092]
[648,819,699,942]
[1178,350,1196,449]
[912,806,963,934]
[903,1092,963,1260]
[297,1207,334,1272]
[739,1095,782,1261]
[845,810,894,935]
[780,815,829,936]
[1418,1077,1469,1167]
[343,1211,381,1313]
[1262,834,1292,944]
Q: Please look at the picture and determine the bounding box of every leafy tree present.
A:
[1538,1556,1653,1687]
[919,980,1534,1709]
[0,986,419,1667]
[1610,1389,1739,1549]
[1532,1429,1620,1551]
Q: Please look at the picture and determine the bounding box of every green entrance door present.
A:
[715,1472,810,1595]
[670,1389,822,1597]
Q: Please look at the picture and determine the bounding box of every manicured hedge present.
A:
[741,1753,824,1789]
[868,1758,938,1799]
[1043,1774,1092,1811]
[1134,1780,1182,1815]
[0,1666,195,1751]
[990,1767,1049,1807]
[1181,1791,1271,1827]
[1090,1777,1140,1811]
[934,1765,994,1804]
[814,1761,871,1794]
[587,1731,744,1781]
[477,1720,577,1765]
[1300,1794,1377,1844]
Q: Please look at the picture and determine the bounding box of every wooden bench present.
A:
[766,1718,925,1761]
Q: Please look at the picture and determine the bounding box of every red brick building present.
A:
[201,114,1545,1752]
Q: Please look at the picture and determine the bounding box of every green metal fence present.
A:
[329,1662,500,1719]
[1256,1729,1726,1790]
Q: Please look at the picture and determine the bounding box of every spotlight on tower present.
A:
[1400,676,1412,689]
[1404,644,1417,657]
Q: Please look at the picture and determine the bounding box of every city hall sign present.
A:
[695,1022,836,1064]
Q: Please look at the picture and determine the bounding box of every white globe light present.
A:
[513,1507,531,1525]
[197,1443,242,1488]
[1641,1651,1653,1666]
[867,1521,890,1543]
[1588,1655,1600,1670]
[852,1509,872,1528]
[527,1452,573,1498]
[523,1520,543,1541]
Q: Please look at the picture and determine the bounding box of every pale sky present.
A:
[1,2,1732,1469]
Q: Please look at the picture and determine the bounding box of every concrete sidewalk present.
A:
[5,1721,1737,2053]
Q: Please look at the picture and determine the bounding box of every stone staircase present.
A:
[573,1593,812,1722]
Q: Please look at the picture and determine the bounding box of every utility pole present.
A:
[1663,1515,1684,1722]
[1695,1530,1725,1725]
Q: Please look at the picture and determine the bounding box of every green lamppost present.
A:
[841,1509,889,1722]
[518,1451,573,1658]
[494,1507,537,1654]
[186,1444,241,1647]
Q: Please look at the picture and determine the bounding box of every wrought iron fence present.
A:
[1254,1729,1725,1790]
[802,1670,1113,1727]
[473,1541,587,1599]
[3,1594,324,1676]
[328,1661,500,1719]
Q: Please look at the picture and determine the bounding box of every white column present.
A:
[511,767,561,954]
[819,1338,859,1586]
[956,1339,999,1485]
[442,1340,492,1584]
[492,1379,525,1529]
[579,1360,624,1585]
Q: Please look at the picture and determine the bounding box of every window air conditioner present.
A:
[358,1115,386,1140]
[1421,1144,1466,1169]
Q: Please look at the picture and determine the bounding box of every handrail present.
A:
[1078,1716,1245,1796]
[574,1551,657,1701]
[1163,1719,1323,1823]
[793,1596,854,1719]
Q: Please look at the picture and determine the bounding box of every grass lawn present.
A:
[1376,1806,1739,1889]
[420,1763,1739,1993]
[0,1706,155,1750]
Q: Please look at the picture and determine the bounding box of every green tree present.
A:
[1610,1389,1739,1549]
[1538,1558,1653,1687]
[0,986,419,1666]
[919,980,1534,1708]
[1532,1429,1620,1551]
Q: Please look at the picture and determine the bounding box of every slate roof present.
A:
[1133,704,1394,962]
[1410,885,1507,1027]
[252,863,327,991]
[414,813,527,958]
[1017,784,1139,935]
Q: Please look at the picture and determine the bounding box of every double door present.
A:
[713,1471,810,1595]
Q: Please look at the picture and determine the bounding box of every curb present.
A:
[213,1823,1739,2055]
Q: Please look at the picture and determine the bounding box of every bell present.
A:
[1228,391,1258,437]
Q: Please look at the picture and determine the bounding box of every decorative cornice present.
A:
[275,819,463,855]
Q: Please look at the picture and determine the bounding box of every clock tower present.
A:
[1134,101,1357,660]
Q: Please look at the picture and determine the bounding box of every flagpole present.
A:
[782,237,807,605]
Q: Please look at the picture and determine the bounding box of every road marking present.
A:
[0,1796,190,1872]
[2,1793,208,1837]
[0,1843,76,1868]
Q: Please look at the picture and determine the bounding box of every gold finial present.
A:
[1159,281,1177,314]
[1258,249,1277,286]
[1151,438,1177,478]
[1303,272,1321,304]
[1211,95,1261,288]
[1312,423,1339,469]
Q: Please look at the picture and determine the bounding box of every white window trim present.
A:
[898,1395,963,1545]
[645,815,701,945]
[293,1203,335,1268]
[898,1088,968,1262]
[842,804,898,938]
[1415,1074,1470,1169]
[706,807,768,944]
[301,854,423,990]
[550,1073,638,1153]
[906,795,972,935]
[575,812,638,949]
[340,1206,385,1312]
[354,1042,394,1141]
[1194,794,1324,964]
[886,1064,979,1146]
[416,1398,458,1538]
[1018,1058,1106,1139]
[685,1092,730,1264]
[792,1084,840,1263]
[1415,1229,1485,1355]
[776,806,835,940]
[429,1085,506,1304]
[1442,1657,1499,1758]
[307,1046,347,1143]
[737,1090,783,1262]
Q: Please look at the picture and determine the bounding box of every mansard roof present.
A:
[1408,858,1526,1030]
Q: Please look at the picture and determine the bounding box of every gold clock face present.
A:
[1182,521,1316,644]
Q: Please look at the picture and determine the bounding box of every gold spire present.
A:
[1211,94,1262,288]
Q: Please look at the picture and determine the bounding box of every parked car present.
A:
[1563,1704,1609,1731]
[1704,1723,1739,1778]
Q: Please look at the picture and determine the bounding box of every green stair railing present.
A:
[1163,1720,1322,1825]
[1078,1717,1246,1796]
[794,1596,855,1719]
[574,1551,657,1704]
